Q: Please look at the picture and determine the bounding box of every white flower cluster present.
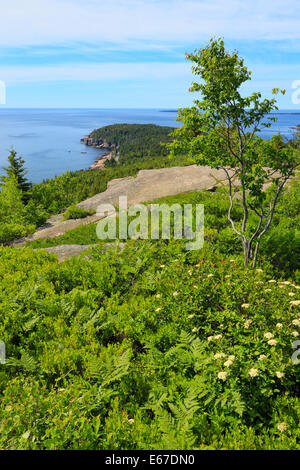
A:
[208,334,222,341]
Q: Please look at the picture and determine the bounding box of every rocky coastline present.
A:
[88,151,114,170]
[80,134,118,170]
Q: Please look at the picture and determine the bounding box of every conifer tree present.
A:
[0,173,26,224]
[1,150,31,202]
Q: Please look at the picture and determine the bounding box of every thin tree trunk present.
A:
[252,240,260,268]
[243,239,249,267]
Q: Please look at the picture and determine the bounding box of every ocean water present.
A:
[0,108,299,183]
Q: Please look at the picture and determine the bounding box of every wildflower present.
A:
[258,354,267,361]
[256,268,263,273]
[264,332,274,339]
[228,355,236,361]
[192,327,197,333]
[155,308,161,312]
[160,265,165,268]
[279,281,291,285]
[289,292,295,297]
[291,331,299,337]
[208,334,222,342]
[207,274,214,278]
[128,419,135,424]
[242,303,250,309]
[214,334,222,340]
[156,294,161,299]
[229,259,235,263]
[214,352,226,359]
[188,270,192,275]
[244,319,252,328]
[264,289,272,293]
[275,371,284,379]
[173,292,178,297]
[224,359,234,367]
[256,281,264,285]
[188,314,195,319]
[276,323,283,329]
[217,371,228,381]
[290,300,300,306]
[268,280,276,283]
[292,319,300,326]
[249,368,259,377]
[277,422,288,433]
[268,339,278,346]
[193,285,198,289]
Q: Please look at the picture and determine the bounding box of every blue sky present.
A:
[1,0,300,108]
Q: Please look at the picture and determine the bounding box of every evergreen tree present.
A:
[0,173,26,224]
[1,150,32,202]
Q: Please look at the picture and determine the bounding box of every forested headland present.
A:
[85,123,176,166]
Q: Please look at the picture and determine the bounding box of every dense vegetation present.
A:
[1,150,32,202]
[0,173,45,244]
[89,123,175,165]
[0,201,299,449]
[0,162,299,450]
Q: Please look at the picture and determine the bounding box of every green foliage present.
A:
[27,223,101,248]
[0,156,48,243]
[1,150,32,202]
[260,224,300,273]
[0,175,35,243]
[0,223,35,244]
[0,174,26,222]
[89,124,175,165]
[0,238,299,449]
[62,205,95,221]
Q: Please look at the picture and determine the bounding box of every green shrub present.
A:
[62,205,95,221]
[0,223,35,244]
[261,226,300,275]
[0,240,299,449]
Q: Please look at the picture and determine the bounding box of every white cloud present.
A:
[0,61,191,83]
[1,60,299,98]
[1,0,300,48]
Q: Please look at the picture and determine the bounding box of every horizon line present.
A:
[0,107,300,112]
